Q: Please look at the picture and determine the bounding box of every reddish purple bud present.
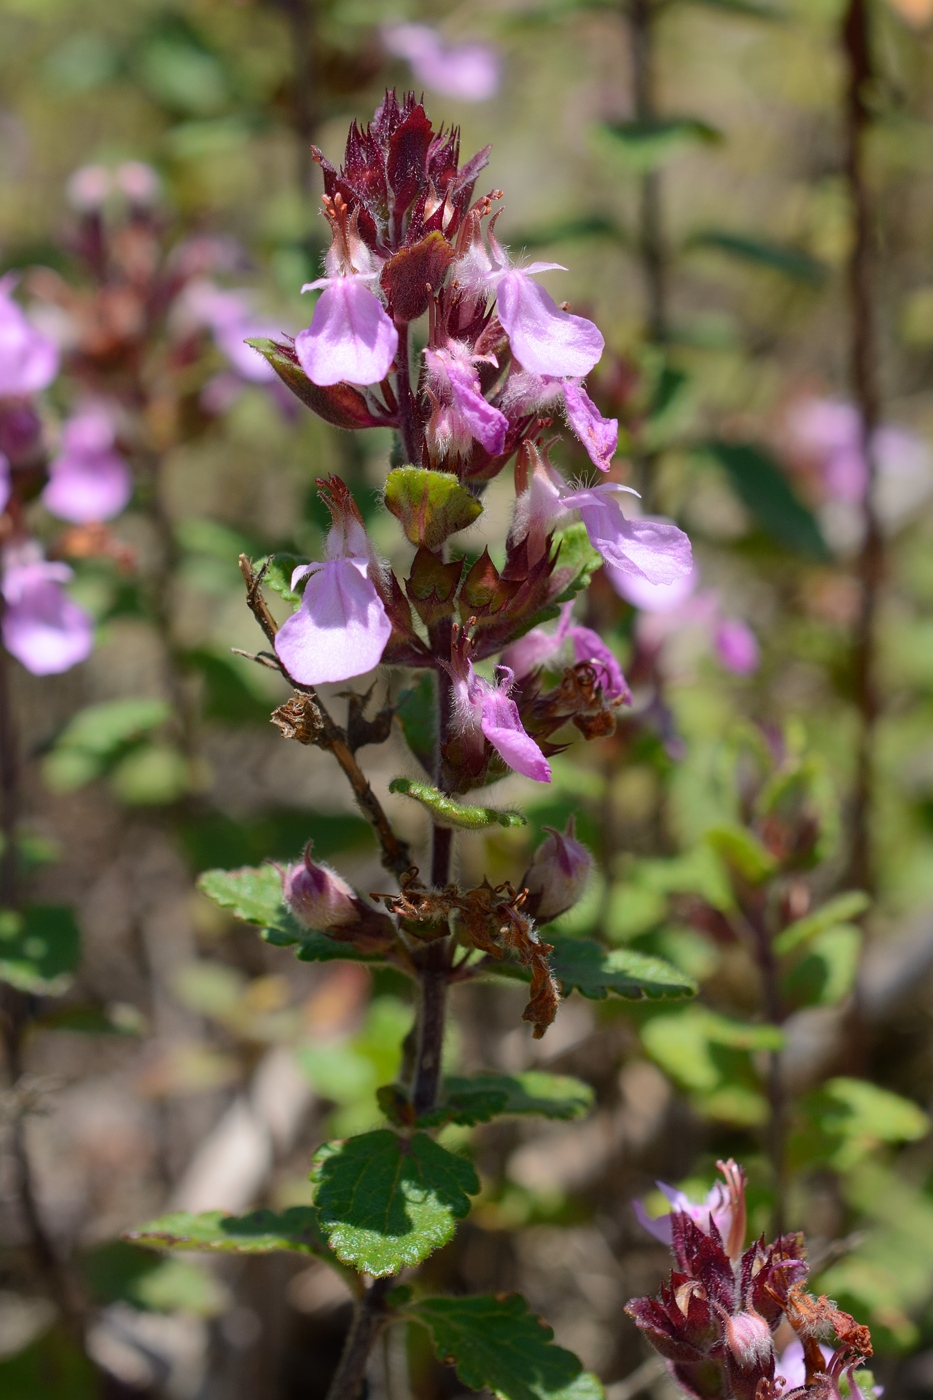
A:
[722,1307,773,1371]
[522,818,592,922]
[281,844,396,954]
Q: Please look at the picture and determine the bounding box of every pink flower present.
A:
[0,275,60,398]
[611,565,759,676]
[459,230,604,380]
[66,164,112,212]
[424,342,507,458]
[502,372,618,472]
[114,161,161,207]
[181,280,279,384]
[296,200,397,388]
[382,23,501,103]
[447,646,551,783]
[2,545,94,676]
[634,1159,747,1263]
[42,404,132,523]
[273,501,391,688]
[502,601,629,702]
[786,396,932,513]
[714,618,759,675]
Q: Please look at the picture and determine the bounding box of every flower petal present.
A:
[579,500,693,586]
[445,358,508,454]
[495,272,603,378]
[2,571,93,675]
[563,381,618,471]
[569,623,630,702]
[608,565,698,612]
[274,558,391,685]
[296,280,398,388]
[480,689,551,783]
[714,619,759,675]
[42,449,132,523]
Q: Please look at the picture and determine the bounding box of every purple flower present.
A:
[511,451,692,585]
[114,161,161,207]
[786,396,932,515]
[42,404,132,524]
[66,164,112,212]
[522,818,592,922]
[381,24,501,103]
[274,506,391,687]
[634,1159,747,1263]
[502,372,618,472]
[0,274,60,398]
[459,231,604,379]
[296,201,397,389]
[502,601,630,702]
[181,280,279,385]
[425,342,508,458]
[2,545,94,675]
[714,619,759,676]
[447,649,551,783]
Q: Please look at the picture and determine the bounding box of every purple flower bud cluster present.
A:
[260,92,693,791]
[627,1161,875,1400]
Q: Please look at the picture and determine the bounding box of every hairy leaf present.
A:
[419,1072,594,1127]
[0,906,81,995]
[385,467,482,550]
[312,1130,479,1276]
[125,1207,327,1256]
[409,1293,604,1400]
[549,937,697,1001]
[389,777,526,830]
[253,553,305,603]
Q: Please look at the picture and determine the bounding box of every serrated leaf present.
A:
[700,440,830,559]
[409,1293,604,1400]
[197,865,382,964]
[253,553,305,603]
[706,823,777,884]
[419,1072,594,1127]
[389,777,526,830]
[0,906,81,995]
[385,467,482,550]
[774,891,870,955]
[124,1207,327,1256]
[687,230,825,285]
[602,116,722,172]
[312,1129,479,1276]
[549,936,697,1001]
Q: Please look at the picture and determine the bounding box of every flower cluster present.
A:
[627,1161,875,1400]
[258,92,693,789]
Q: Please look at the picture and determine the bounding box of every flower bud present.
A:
[722,1308,773,1371]
[281,844,396,954]
[521,818,591,922]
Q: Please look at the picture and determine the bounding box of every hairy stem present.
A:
[325,1276,394,1400]
[394,322,421,465]
[842,0,882,894]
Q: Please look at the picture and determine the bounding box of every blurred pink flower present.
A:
[2,545,94,675]
[786,395,932,508]
[0,274,60,397]
[382,23,501,102]
[611,566,759,676]
[43,404,132,523]
[181,280,279,384]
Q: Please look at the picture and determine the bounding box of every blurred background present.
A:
[4,0,933,1396]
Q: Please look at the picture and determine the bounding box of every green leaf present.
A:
[679,0,786,16]
[384,467,482,550]
[700,440,830,559]
[389,777,526,830]
[553,522,603,600]
[782,925,861,1009]
[0,906,81,995]
[397,673,437,775]
[43,697,171,791]
[124,1207,327,1256]
[687,230,825,285]
[419,1072,595,1127]
[774,891,870,955]
[312,1129,480,1276]
[197,864,383,964]
[706,823,777,884]
[548,937,697,1001]
[409,1293,604,1400]
[83,1240,224,1316]
[0,1325,98,1399]
[602,116,722,172]
[642,1005,782,1093]
[818,1078,929,1148]
[253,553,305,604]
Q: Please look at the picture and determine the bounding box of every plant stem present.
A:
[394,322,421,465]
[325,1276,394,1400]
[741,900,786,1235]
[842,0,882,894]
[0,620,82,1332]
[272,0,319,198]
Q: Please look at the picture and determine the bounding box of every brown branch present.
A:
[842,0,883,893]
[238,556,412,880]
